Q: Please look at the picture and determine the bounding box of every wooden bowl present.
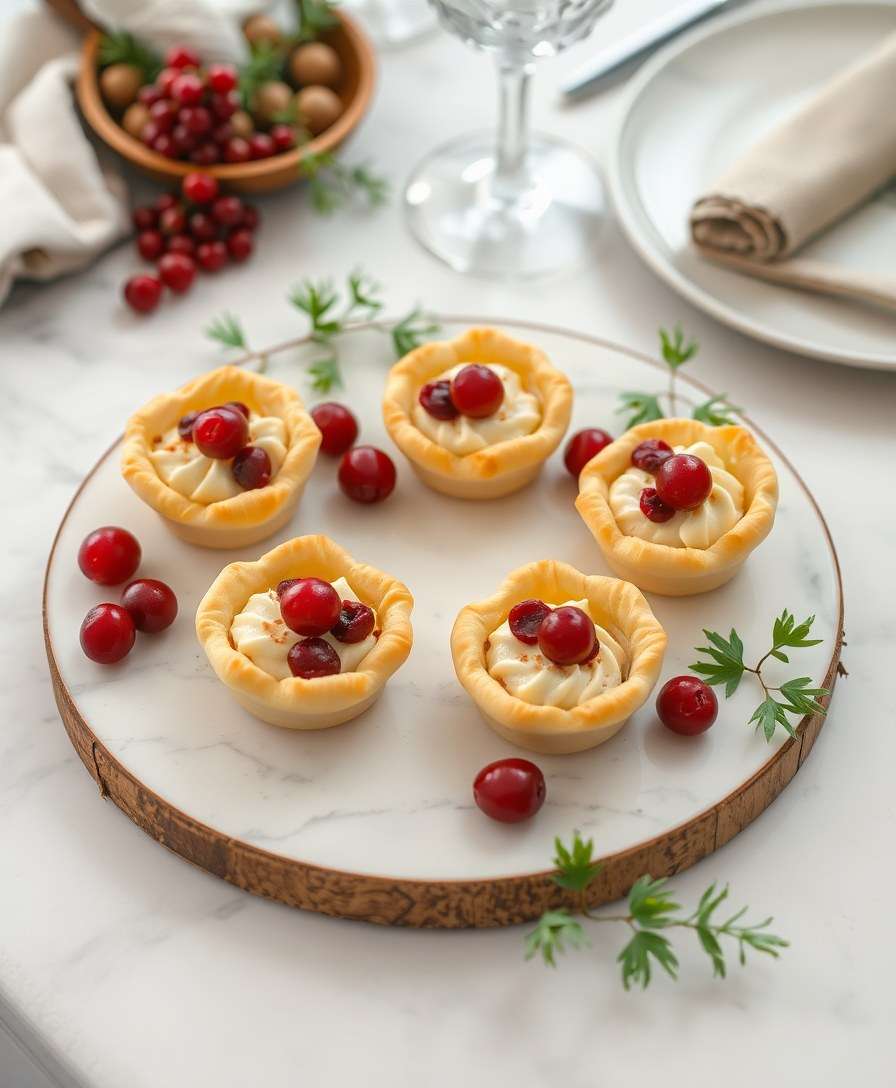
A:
[75,14,375,194]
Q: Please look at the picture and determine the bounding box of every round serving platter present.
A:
[43,319,843,928]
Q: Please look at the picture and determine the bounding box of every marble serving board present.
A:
[44,322,841,890]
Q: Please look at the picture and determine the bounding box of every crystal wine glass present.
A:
[404,0,614,278]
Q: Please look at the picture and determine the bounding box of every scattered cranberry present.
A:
[177,410,199,439]
[311,402,358,456]
[331,601,376,644]
[123,274,163,313]
[132,206,157,231]
[338,446,396,504]
[136,229,165,261]
[270,124,296,151]
[78,526,141,585]
[657,676,718,736]
[418,380,459,421]
[137,85,163,108]
[158,205,186,235]
[155,193,178,213]
[225,400,250,417]
[508,599,551,645]
[211,195,244,227]
[171,124,197,154]
[564,428,614,478]
[226,229,253,262]
[187,211,217,241]
[287,637,341,679]
[151,133,176,157]
[631,438,674,473]
[655,453,713,511]
[210,90,240,120]
[223,136,252,163]
[232,445,272,490]
[166,45,200,69]
[182,171,219,204]
[450,364,504,418]
[80,604,136,665]
[120,578,178,634]
[158,252,196,294]
[180,106,212,135]
[155,67,180,97]
[196,240,227,271]
[192,405,249,459]
[211,121,234,146]
[639,487,676,523]
[473,758,546,823]
[241,205,260,231]
[207,64,237,94]
[249,133,275,160]
[166,234,195,257]
[538,605,597,666]
[280,578,341,636]
[190,142,220,166]
[171,72,203,106]
[148,99,176,132]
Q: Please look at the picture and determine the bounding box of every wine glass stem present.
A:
[494,57,535,196]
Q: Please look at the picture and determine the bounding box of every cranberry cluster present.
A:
[309,402,397,505]
[124,172,259,315]
[274,577,377,679]
[77,527,178,664]
[177,401,271,491]
[631,439,713,523]
[419,364,505,422]
[129,46,299,165]
[508,599,599,666]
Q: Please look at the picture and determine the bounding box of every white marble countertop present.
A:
[2,1,895,1085]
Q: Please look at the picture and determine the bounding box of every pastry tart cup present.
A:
[450,560,667,755]
[121,365,321,549]
[196,535,414,730]
[382,327,572,500]
[575,419,778,597]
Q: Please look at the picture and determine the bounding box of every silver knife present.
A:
[561,0,741,99]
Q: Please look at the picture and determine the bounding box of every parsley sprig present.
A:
[525,833,787,989]
[691,610,829,741]
[617,325,740,430]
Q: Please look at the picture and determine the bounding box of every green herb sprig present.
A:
[525,832,787,989]
[98,32,162,81]
[691,610,829,741]
[616,325,740,430]
[303,152,390,215]
[295,0,340,40]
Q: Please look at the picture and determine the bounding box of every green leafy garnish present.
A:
[692,393,741,426]
[524,832,788,989]
[295,0,340,40]
[691,610,829,741]
[238,41,286,111]
[98,32,162,80]
[205,312,248,350]
[303,152,390,214]
[616,391,664,429]
[391,307,442,358]
[659,324,698,369]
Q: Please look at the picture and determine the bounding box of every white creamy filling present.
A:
[150,412,287,503]
[486,599,625,710]
[411,363,541,455]
[609,440,745,548]
[230,577,377,680]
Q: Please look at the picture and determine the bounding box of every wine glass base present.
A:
[404,131,605,280]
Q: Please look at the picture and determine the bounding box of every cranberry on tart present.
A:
[575,419,778,596]
[450,560,666,755]
[122,366,321,548]
[382,327,572,500]
[196,535,413,730]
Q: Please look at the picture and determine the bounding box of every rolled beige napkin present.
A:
[690,31,896,307]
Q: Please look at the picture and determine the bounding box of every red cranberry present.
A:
[196,240,227,271]
[232,446,272,490]
[631,439,674,473]
[179,105,212,135]
[148,99,177,132]
[564,428,614,478]
[270,124,296,151]
[211,195,244,227]
[276,579,299,598]
[473,758,546,823]
[190,142,220,166]
[137,85,163,107]
[166,45,200,69]
[223,137,251,163]
[280,578,341,636]
[155,67,180,97]
[166,233,196,257]
[136,229,165,261]
[639,487,676,523]
[78,526,141,585]
[331,601,376,644]
[655,453,713,511]
[120,578,178,633]
[80,604,136,664]
[419,380,458,421]
[211,121,234,145]
[338,446,396,504]
[132,205,157,231]
[159,205,186,235]
[227,229,253,262]
[287,637,341,679]
[182,172,219,204]
[538,605,596,666]
[140,120,163,146]
[192,406,249,459]
[508,599,551,645]
[311,402,358,456]
[241,205,260,231]
[177,410,199,439]
[171,124,197,154]
[158,252,196,293]
[225,400,250,417]
[188,211,218,241]
[210,90,240,120]
[450,364,504,418]
[657,676,718,736]
[154,193,178,212]
[249,133,275,159]
[151,133,177,158]
[207,64,237,94]
[123,274,163,313]
[171,72,204,106]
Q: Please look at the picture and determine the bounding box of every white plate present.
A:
[45,322,840,884]
[608,0,896,371]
